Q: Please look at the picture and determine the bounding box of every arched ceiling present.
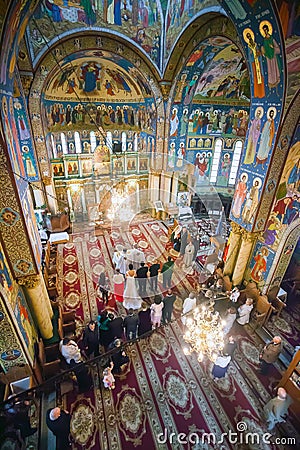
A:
[43,50,152,102]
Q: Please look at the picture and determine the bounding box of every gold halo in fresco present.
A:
[111,231,120,239]
[64,254,76,265]
[259,20,273,37]
[64,271,78,285]
[65,243,74,250]
[138,240,148,249]
[92,264,105,276]
[159,235,168,243]
[65,291,80,309]
[151,224,160,231]
[90,248,101,258]
[131,229,141,236]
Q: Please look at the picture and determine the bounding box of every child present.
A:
[103,362,115,390]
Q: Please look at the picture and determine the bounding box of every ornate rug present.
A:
[56,221,300,449]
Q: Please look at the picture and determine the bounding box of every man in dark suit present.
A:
[123,308,139,340]
[149,260,161,291]
[46,407,71,449]
[162,289,176,323]
[136,262,148,296]
[108,313,124,341]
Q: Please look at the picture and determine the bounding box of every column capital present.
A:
[241,230,258,243]
[230,222,242,234]
[17,275,40,289]
[42,176,52,186]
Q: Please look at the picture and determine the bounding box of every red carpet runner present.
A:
[57,222,299,449]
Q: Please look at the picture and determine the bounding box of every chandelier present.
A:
[183,305,225,363]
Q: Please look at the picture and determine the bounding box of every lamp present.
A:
[183,304,225,363]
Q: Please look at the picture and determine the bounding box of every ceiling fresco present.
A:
[27,0,163,69]
[44,51,151,102]
[164,0,224,63]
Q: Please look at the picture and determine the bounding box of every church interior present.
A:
[0,0,300,448]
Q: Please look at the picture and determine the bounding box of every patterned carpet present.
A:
[56,221,300,450]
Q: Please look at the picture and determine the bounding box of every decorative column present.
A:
[160,172,171,204]
[135,180,140,210]
[43,176,58,214]
[39,274,55,319]
[81,187,87,214]
[171,173,178,204]
[232,231,257,286]
[152,172,160,202]
[223,222,243,277]
[67,187,73,210]
[18,275,53,339]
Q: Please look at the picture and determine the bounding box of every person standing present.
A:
[116,248,128,276]
[183,241,195,268]
[222,308,237,335]
[161,256,174,289]
[109,313,124,341]
[98,272,110,305]
[124,308,139,340]
[180,226,188,256]
[46,407,71,449]
[59,338,82,365]
[223,335,237,359]
[150,295,164,328]
[136,262,148,297]
[138,302,152,336]
[162,289,176,324]
[108,339,129,374]
[263,387,292,431]
[82,320,99,358]
[123,264,142,310]
[181,292,197,325]
[113,268,124,303]
[212,353,231,381]
[259,336,282,375]
[236,298,253,325]
[149,259,161,291]
[128,243,145,270]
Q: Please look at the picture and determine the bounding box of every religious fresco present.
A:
[22,190,43,269]
[27,0,163,68]
[14,289,37,359]
[263,124,300,251]
[167,38,249,181]
[0,246,13,301]
[224,1,285,231]
[165,0,223,62]
[276,0,300,105]
[244,237,275,289]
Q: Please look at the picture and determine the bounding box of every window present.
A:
[61,133,68,155]
[134,133,138,152]
[90,131,97,152]
[74,131,82,154]
[106,131,112,152]
[229,140,243,185]
[121,132,126,152]
[51,134,57,158]
[210,138,222,183]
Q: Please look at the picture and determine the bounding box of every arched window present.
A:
[51,134,57,158]
[210,138,223,183]
[74,131,82,154]
[121,132,126,152]
[229,140,243,185]
[134,133,138,152]
[61,133,68,155]
[90,131,97,152]
[106,131,112,152]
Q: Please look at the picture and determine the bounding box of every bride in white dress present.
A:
[123,264,142,310]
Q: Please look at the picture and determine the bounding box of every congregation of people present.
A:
[47,233,291,447]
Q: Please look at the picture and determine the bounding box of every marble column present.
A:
[223,222,242,277]
[39,274,55,319]
[171,173,178,204]
[232,231,257,286]
[43,177,58,214]
[152,173,160,202]
[67,188,73,210]
[81,188,87,213]
[18,275,53,339]
[160,173,171,204]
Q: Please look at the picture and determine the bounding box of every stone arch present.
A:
[28,32,165,179]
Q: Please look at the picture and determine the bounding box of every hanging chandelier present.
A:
[183,304,225,363]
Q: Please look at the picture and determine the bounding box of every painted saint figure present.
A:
[232,173,248,219]
[243,28,265,98]
[256,107,276,167]
[251,246,269,283]
[243,107,263,165]
[260,21,281,90]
